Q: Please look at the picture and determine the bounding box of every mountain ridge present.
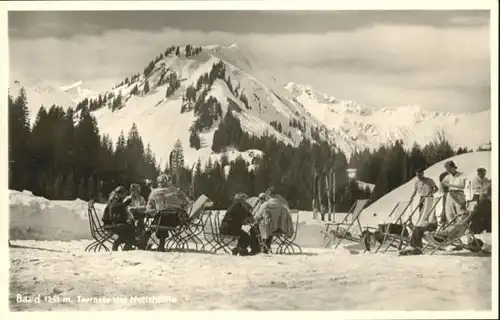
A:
[9,44,491,167]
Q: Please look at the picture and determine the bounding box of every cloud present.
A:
[9,22,490,113]
[9,11,489,38]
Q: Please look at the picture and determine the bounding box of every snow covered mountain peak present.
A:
[285,81,490,154]
[87,44,327,167]
[286,81,349,105]
[60,80,96,103]
[10,44,491,166]
[9,79,77,124]
[60,80,84,92]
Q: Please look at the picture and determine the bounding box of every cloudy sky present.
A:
[8,10,491,112]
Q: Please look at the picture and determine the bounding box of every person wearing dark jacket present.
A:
[102,186,136,250]
[220,193,260,256]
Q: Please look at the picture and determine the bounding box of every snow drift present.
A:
[9,190,105,241]
[360,151,492,228]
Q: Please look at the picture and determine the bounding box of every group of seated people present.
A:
[398,161,492,255]
[100,173,294,255]
[101,173,192,251]
[220,187,294,256]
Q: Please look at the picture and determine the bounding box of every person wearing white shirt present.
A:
[409,168,438,217]
[469,168,492,234]
[471,168,491,201]
[441,161,468,223]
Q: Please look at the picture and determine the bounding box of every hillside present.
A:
[88,44,328,166]
[10,44,491,168]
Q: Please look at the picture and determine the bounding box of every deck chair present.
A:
[413,196,442,228]
[147,194,212,251]
[322,199,370,249]
[270,209,302,254]
[374,200,414,253]
[210,211,239,254]
[84,200,118,252]
[200,210,219,252]
[423,200,485,255]
[377,197,441,252]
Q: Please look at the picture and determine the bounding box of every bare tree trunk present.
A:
[327,168,334,221]
[325,173,331,221]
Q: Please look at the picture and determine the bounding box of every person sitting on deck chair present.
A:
[220,192,260,256]
[253,187,294,254]
[145,174,192,252]
[401,200,485,256]
[409,168,438,215]
[102,186,136,251]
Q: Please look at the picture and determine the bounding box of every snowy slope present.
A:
[9,80,77,125]
[359,151,492,228]
[91,45,325,167]
[285,82,491,154]
[9,190,106,241]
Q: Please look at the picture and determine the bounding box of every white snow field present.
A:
[8,152,494,311]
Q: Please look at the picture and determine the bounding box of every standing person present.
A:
[471,168,491,202]
[441,161,468,223]
[470,169,492,234]
[438,170,450,224]
[145,174,192,252]
[409,168,438,215]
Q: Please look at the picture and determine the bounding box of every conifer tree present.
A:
[189,128,201,150]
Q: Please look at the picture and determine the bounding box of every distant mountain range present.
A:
[10,44,491,167]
